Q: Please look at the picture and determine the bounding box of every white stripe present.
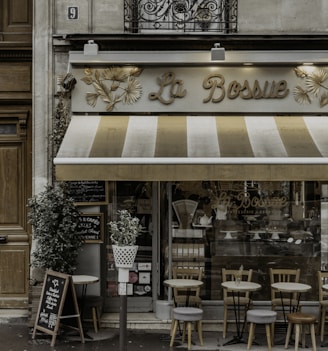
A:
[57,115,101,157]
[187,116,220,157]
[304,116,328,157]
[245,116,288,157]
[122,116,157,157]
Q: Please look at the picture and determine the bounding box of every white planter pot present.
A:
[112,245,138,268]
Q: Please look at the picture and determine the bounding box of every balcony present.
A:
[124,0,238,34]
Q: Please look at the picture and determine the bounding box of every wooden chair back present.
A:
[172,267,203,307]
[269,268,300,301]
[318,271,328,302]
[222,268,253,300]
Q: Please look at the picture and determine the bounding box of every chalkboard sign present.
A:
[32,271,84,347]
[67,181,108,205]
[76,213,104,243]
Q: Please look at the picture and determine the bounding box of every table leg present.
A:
[223,291,250,345]
[275,292,302,346]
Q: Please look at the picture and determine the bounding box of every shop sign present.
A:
[71,65,328,114]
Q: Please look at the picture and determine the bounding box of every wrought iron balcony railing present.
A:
[124,0,238,34]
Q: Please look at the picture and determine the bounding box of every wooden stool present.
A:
[170,307,203,350]
[285,312,316,351]
[83,295,104,333]
[247,309,277,351]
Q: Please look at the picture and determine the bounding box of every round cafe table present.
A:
[72,275,99,322]
[221,281,261,345]
[271,282,311,327]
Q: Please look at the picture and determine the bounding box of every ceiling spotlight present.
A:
[211,43,225,61]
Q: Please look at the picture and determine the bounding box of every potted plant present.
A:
[108,209,144,268]
[27,182,83,276]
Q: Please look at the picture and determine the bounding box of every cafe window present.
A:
[162,181,322,302]
[124,0,238,33]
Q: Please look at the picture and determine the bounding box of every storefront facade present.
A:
[52,49,328,316]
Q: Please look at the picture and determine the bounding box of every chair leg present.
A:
[247,322,255,350]
[294,324,300,351]
[223,306,228,338]
[91,307,98,333]
[321,306,326,343]
[197,320,203,346]
[265,324,272,351]
[187,322,192,350]
[310,323,317,351]
[285,322,292,349]
[170,320,178,347]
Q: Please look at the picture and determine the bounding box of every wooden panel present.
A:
[0,146,19,224]
[0,63,31,93]
[0,244,29,307]
[3,0,32,31]
[0,110,31,240]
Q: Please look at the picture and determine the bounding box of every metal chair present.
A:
[222,268,253,339]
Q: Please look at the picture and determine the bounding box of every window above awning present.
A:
[54,115,328,181]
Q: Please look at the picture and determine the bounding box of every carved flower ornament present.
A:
[81,66,143,111]
[293,66,328,108]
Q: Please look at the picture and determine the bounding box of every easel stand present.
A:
[32,270,85,347]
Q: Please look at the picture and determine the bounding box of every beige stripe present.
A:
[156,116,187,157]
[90,116,129,157]
[275,116,321,157]
[216,116,253,157]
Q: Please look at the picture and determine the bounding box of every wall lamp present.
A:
[211,43,225,61]
[84,40,99,55]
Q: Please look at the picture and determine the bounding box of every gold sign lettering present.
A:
[149,72,186,105]
[203,73,289,103]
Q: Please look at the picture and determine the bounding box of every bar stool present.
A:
[170,307,203,350]
[246,309,277,351]
[285,312,316,351]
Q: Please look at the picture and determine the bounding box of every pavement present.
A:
[0,320,325,351]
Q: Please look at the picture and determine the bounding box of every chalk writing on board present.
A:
[76,213,104,243]
[37,275,66,331]
[67,181,108,204]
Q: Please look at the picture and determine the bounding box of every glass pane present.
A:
[0,124,16,135]
[163,181,321,302]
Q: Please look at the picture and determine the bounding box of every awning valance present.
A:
[54,115,328,181]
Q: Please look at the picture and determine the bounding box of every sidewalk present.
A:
[0,321,324,351]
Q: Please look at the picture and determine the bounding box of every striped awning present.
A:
[54,115,328,181]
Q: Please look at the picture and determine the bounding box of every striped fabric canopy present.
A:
[54,115,328,181]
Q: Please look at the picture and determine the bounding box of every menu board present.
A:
[76,213,104,243]
[32,271,84,347]
[67,181,108,205]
